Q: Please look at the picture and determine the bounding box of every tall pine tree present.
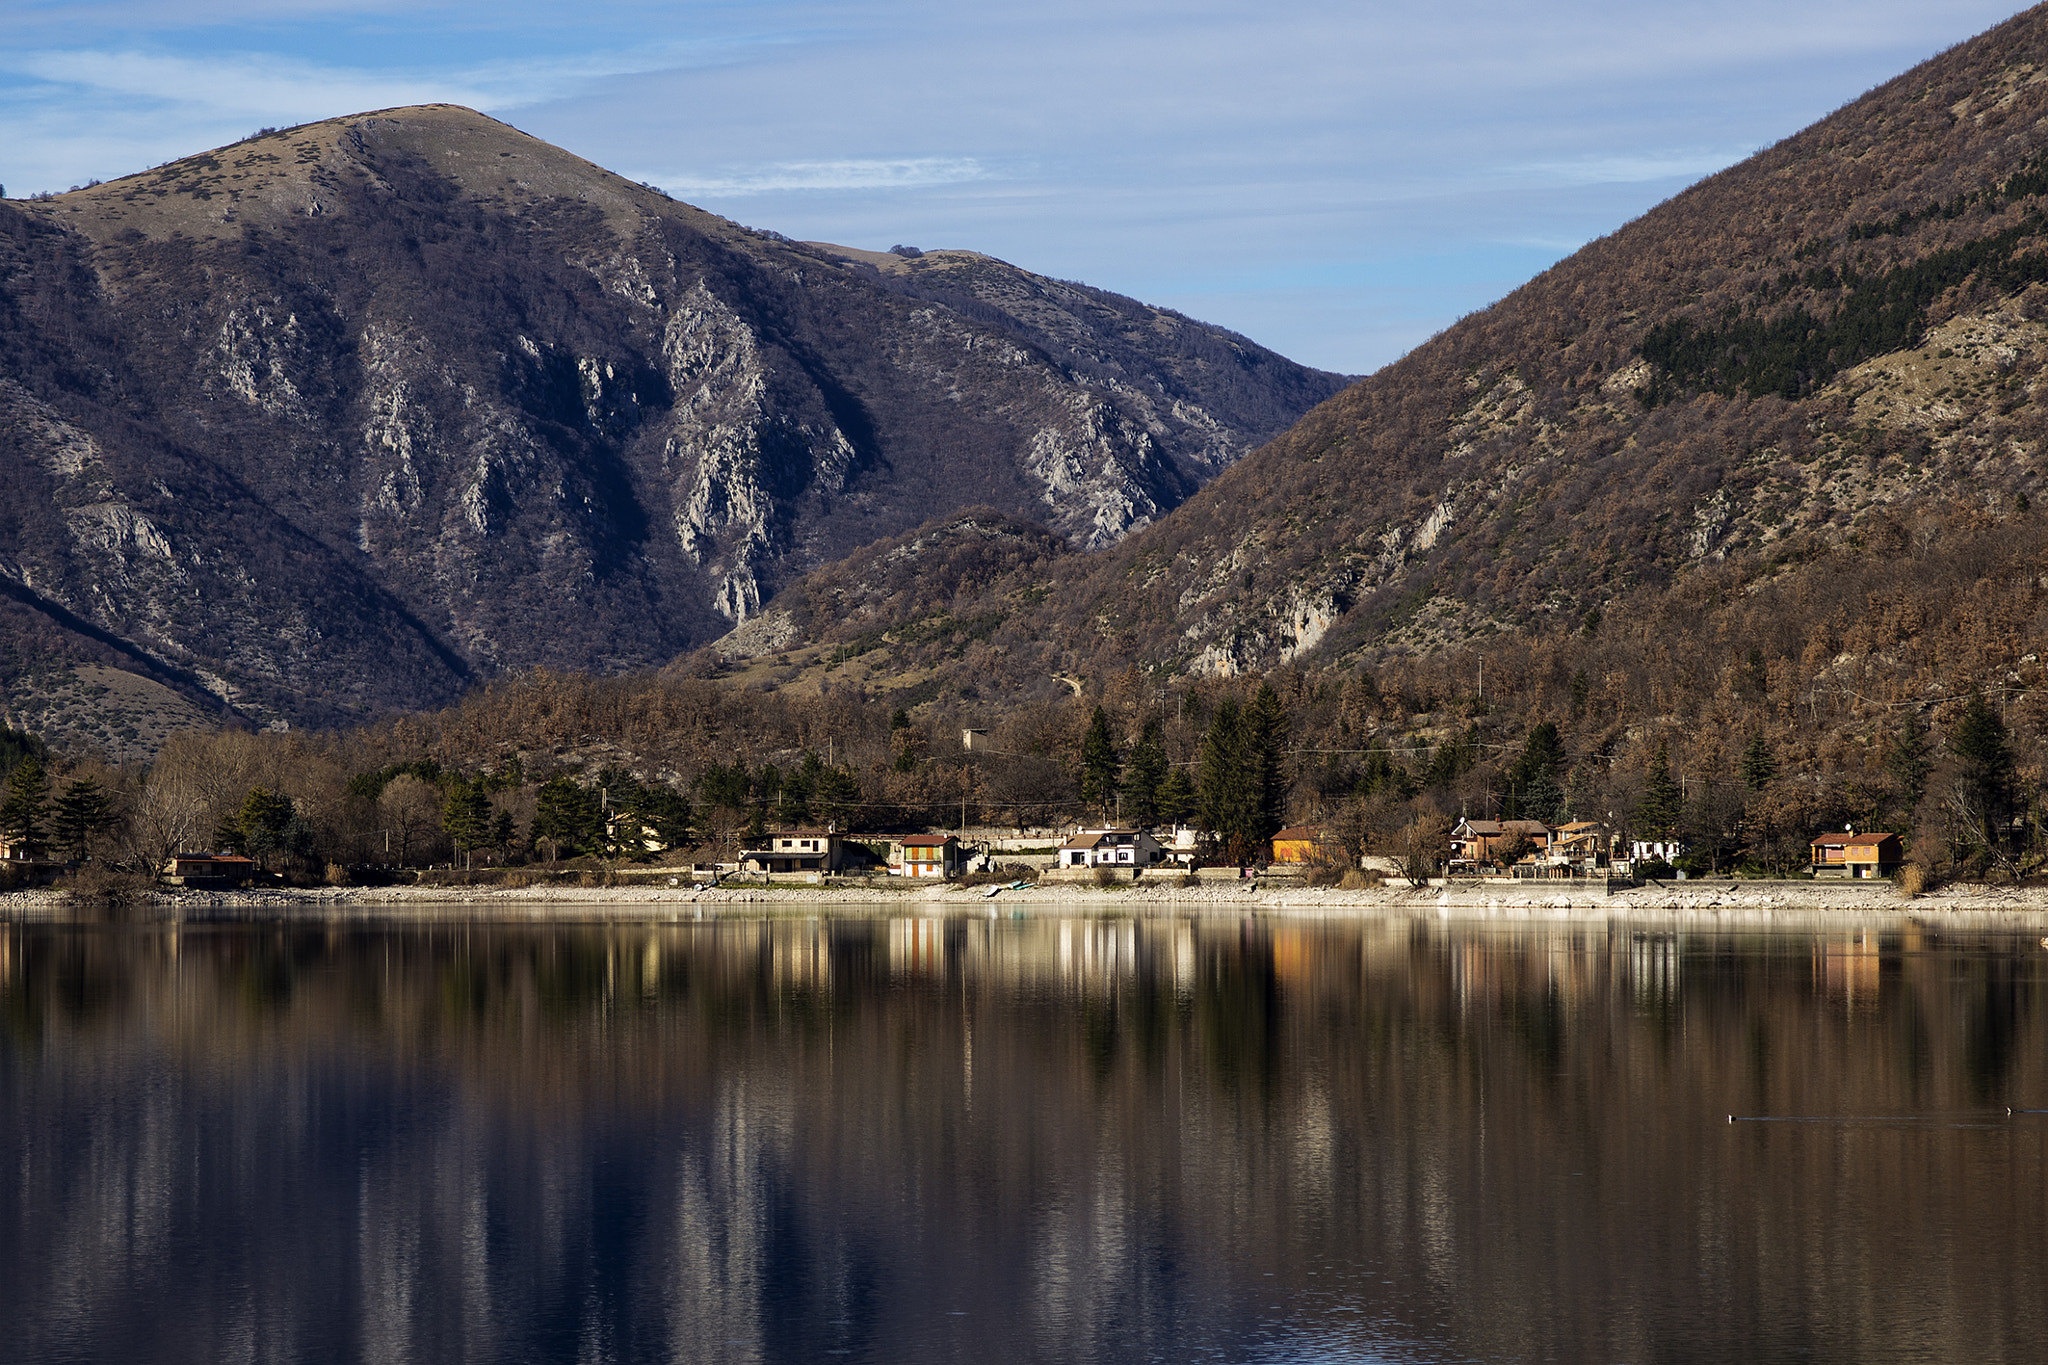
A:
[1635,741,1682,837]
[1197,698,1256,861]
[1079,706,1120,819]
[0,756,50,860]
[1245,683,1289,841]
[1122,718,1168,828]
[52,776,114,863]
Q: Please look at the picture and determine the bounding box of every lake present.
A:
[2,910,2044,1363]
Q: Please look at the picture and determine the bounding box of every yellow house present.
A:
[1270,826,1328,864]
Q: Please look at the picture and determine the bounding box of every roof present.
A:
[1272,826,1323,842]
[899,834,958,847]
[1811,831,1899,847]
[1059,827,1149,850]
[177,853,255,865]
[769,829,837,840]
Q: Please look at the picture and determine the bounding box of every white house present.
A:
[1057,828,1168,869]
[1630,838,1686,865]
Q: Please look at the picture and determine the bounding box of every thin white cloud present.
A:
[1517,148,1761,187]
[14,49,494,121]
[9,40,751,122]
[656,158,990,194]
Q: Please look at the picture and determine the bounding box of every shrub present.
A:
[1896,862,1930,898]
[1338,868,1381,890]
[1093,866,1117,887]
[59,865,151,907]
[324,862,351,887]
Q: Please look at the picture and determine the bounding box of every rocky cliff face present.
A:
[0,106,1345,742]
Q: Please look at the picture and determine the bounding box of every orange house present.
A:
[1270,826,1331,864]
[1810,831,1903,879]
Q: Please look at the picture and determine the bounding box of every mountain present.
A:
[728,6,2048,701]
[0,104,1345,753]
[1054,7,2048,678]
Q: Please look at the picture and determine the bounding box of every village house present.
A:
[1630,837,1687,866]
[164,853,259,885]
[1810,830,1904,879]
[1270,826,1336,865]
[897,834,964,879]
[1448,817,1553,872]
[738,829,850,875]
[1057,828,1168,870]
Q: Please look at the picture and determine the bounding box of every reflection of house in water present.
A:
[890,918,948,977]
[1814,931,1883,1012]
[1627,933,1683,1009]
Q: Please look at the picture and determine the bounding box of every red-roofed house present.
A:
[1810,831,1903,879]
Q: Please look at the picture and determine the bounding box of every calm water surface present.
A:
[2,911,2045,1364]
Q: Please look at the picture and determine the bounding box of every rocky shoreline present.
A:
[7,878,2048,925]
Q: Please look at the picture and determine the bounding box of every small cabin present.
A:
[1810,831,1903,879]
[165,853,259,885]
[1269,826,1330,864]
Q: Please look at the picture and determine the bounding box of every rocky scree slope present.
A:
[0,105,1343,742]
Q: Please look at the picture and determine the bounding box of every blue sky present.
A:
[0,1,2028,373]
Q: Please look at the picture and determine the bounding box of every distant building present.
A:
[1057,828,1168,869]
[739,830,850,875]
[961,728,990,751]
[1630,838,1686,866]
[1449,818,1553,871]
[1269,826,1332,864]
[165,853,258,885]
[1810,831,1903,879]
[898,834,964,879]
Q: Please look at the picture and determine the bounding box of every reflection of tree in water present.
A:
[0,918,2045,1363]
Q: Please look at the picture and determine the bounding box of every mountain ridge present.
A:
[0,104,1345,754]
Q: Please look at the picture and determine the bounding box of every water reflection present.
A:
[2,914,2045,1363]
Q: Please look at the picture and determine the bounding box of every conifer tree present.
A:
[238,787,297,870]
[1156,766,1196,826]
[52,775,114,863]
[0,756,50,860]
[1635,741,1682,837]
[1079,706,1120,819]
[1198,699,1260,862]
[1504,722,1565,821]
[531,775,602,860]
[1887,712,1934,814]
[1740,734,1777,793]
[442,779,493,866]
[1950,691,2014,851]
[1122,718,1168,827]
[1245,682,1289,839]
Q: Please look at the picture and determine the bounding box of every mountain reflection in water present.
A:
[2,914,2045,1363]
